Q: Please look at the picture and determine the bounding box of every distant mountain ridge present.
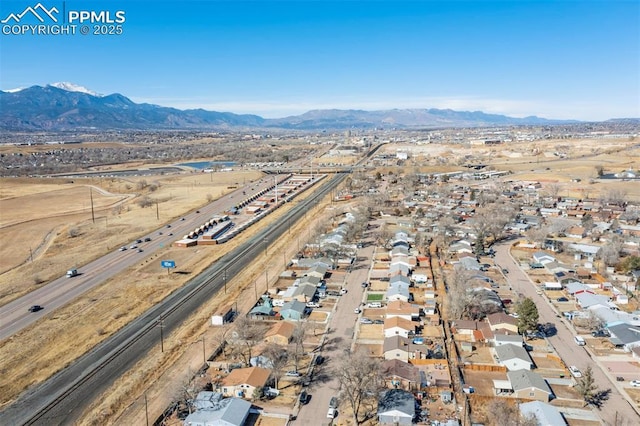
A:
[0,84,585,131]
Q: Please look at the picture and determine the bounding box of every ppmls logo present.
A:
[2,2,126,36]
[1,3,59,23]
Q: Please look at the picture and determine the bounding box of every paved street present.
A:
[293,243,375,425]
[495,241,640,425]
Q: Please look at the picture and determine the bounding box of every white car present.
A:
[354,307,361,314]
[340,288,348,294]
[569,366,582,378]
[306,302,321,308]
[630,380,640,388]
[285,371,301,377]
[327,408,337,419]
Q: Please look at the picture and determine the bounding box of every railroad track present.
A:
[1,172,347,426]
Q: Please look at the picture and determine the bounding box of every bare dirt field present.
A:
[462,369,507,396]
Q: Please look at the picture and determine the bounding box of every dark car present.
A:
[329,396,338,408]
[592,329,610,337]
[144,237,152,242]
[557,297,569,302]
[315,355,325,365]
[196,210,200,213]
[28,305,44,312]
[502,268,509,274]
[299,390,309,404]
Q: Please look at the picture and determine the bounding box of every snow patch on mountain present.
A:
[49,82,103,97]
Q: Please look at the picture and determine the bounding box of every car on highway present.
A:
[136,239,143,244]
[166,224,172,228]
[144,237,151,242]
[630,380,640,388]
[569,366,582,378]
[137,248,144,253]
[28,305,44,312]
[285,371,301,377]
[557,297,569,302]
[196,210,200,213]
[119,246,127,251]
[130,244,138,249]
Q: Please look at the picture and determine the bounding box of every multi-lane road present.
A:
[495,242,640,425]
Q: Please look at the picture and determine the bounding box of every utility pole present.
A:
[201,336,206,364]
[156,201,159,220]
[223,268,227,294]
[90,187,95,223]
[265,270,269,292]
[145,393,149,426]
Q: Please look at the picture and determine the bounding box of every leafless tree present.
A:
[262,343,289,389]
[487,399,538,426]
[600,188,628,207]
[227,316,267,367]
[598,235,623,267]
[335,348,383,424]
[525,225,550,248]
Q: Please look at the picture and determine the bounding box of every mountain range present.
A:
[1,83,577,131]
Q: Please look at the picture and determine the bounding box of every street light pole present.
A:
[158,315,164,353]
[202,336,206,364]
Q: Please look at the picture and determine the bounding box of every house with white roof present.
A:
[519,401,566,426]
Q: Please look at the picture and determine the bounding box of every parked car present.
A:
[306,302,321,308]
[502,268,509,274]
[569,366,582,378]
[557,297,569,302]
[327,408,337,419]
[591,329,610,337]
[340,288,348,294]
[373,319,384,324]
[285,371,301,377]
[315,355,325,365]
[360,317,373,324]
[354,307,361,314]
[630,380,640,388]
[28,305,44,312]
[361,282,369,288]
[299,390,309,404]
[329,396,338,408]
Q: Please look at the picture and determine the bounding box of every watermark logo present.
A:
[1,3,59,23]
[2,2,126,36]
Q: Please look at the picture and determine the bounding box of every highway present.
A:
[495,241,639,425]
[0,172,346,425]
[0,177,280,341]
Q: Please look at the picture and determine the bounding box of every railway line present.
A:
[0,172,346,426]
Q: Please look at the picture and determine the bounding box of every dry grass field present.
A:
[0,168,262,303]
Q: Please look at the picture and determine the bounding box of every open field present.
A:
[0,168,262,303]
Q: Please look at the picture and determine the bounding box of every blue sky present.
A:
[1,0,638,120]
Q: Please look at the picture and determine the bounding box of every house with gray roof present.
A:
[291,283,317,302]
[494,334,525,347]
[377,389,416,425]
[519,401,566,426]
[607,323,640,351]
[303,264,328,279]
[575,292,611,309]
[184,391,251,426]
[532,252,555,265]
[507,370,553,401]
[280,300,306,321]
[386,282,411,303]
[459,256,481,271]
[390,275,411,286]
[495,344,533,371]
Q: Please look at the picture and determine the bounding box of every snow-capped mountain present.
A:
[48,82,103,97]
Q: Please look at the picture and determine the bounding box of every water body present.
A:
[178,161,237,170]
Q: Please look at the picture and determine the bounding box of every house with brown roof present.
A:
[384,316,417,338]
[383,336,430,361]
[264,321,296,346]
[386,300,420,321]
[220,367,271,399]
[382,359,423,391]
[486,312,519,334]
